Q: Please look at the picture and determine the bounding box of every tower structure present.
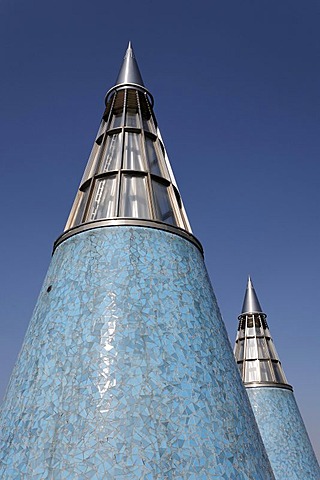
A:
[0,44,275,479]
[234,277,320,479]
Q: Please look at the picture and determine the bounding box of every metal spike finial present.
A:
[115,41,145,87]
[241,276,264,314]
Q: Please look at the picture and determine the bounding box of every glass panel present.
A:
[120,174,150,219]
[126,90,139,127]
[71,188,89,227]
[255,317,264,336]
[152,180,177,225]
[246,338,257,359]
[244,360,259,383]
[139,92,155,133]
[236,340,245,360]
[237,362,243,377]
[267,339,279,360]
[260,360,273,382]
[257,338,269,359]
[126,110,139,127]
[109,91,124,129]
[95,120,107,141]
[99,134,122,172]
[80,142,101,184]
[88,176,117,221]
[246,316,255,337]
[145,137,162,176]
[123,133,144,170]
[110,111,123,129]
[273,362,286,383]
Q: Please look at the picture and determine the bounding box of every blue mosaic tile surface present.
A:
[247,387,320,480]
[0,227,274,479]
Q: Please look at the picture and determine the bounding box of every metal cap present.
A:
[115,41,145,87]
[241,276,264,314]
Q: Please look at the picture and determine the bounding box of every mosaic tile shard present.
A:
[0,227,274,479]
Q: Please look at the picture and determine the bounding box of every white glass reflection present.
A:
[100,134,122,172]
[246,338,258,359]
[260,361,272,381]
[245,360,259,382]
[89,176,117,221]
[257,338,269,359]
[236,340,245,360]
[123,133,144,170]
[152,181,177,225]
[120,174,150,218]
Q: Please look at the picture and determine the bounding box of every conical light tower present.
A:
[234,277,320,479]
[0,44,275,479]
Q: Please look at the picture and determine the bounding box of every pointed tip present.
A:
[115,42,145,88]
[241,276,264,315]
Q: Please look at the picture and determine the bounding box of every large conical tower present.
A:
[0,44,274,479]
[234,277,320,479]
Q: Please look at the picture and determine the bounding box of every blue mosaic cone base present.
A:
[247,387,320,480]
[0,227,274,479]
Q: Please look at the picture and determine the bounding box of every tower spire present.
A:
[234,277,320,478]
[58,42,196,252]
[115,41,145,87]
[235,276,290,387]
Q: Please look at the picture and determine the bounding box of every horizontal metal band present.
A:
[245,382,293,391]
[53,218,204,255]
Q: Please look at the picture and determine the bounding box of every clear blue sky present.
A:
[1,0,319,461]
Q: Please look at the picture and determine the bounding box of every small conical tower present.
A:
[0,44,275,479]
[234,277,320,479]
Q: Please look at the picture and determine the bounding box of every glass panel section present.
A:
[126,90,139,127]
[110,111,123,129]
[244,360,259,383]
[237,362,243,376]
[273,362,286,383]
[257,338,269,359]
[152,180,177,225]
[246,338,257,359]
[145,137,162,176]
[109,91,124,129]
[139,92,155,133]
[120,174,150,219]
[71,188,89,227]
[80,142,101,184]
[88,176,117,221]
[260,360,273,382]
[237,340,245,360]
[123,133,144,170]
[246,316,255,337]
[99,134,122,172]
[267,339,279,360]
[254,317,264,336]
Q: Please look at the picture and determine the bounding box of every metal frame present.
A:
[54,218,203,255]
